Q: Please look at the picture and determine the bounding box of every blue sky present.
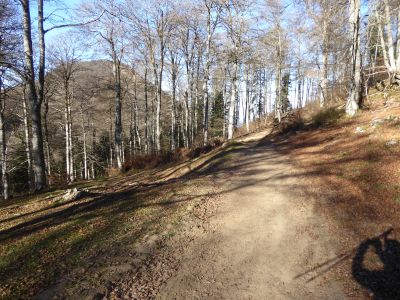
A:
[34,0,83,41]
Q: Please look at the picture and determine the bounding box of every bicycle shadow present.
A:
[352,229,400,300]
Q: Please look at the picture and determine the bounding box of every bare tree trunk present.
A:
[68,93,74,182]
[91,123,96,179]
[109,100,113,168]
[182,110,187,147]
[301,77,305,107]
[63,77,75,183]
[152,83,156,152]
[82,128,88,180]
[258,71,263,120]
[112,51,123,168]
[320,17,328,107]
[43,96,51,184]
[202,1,219,145]
[297,64,302,109]
[122,140,125,163]
[188,66,193,147]
[134,101,141,153]
[194,54,201,140]
[21,0,46,190]
[263,70,268,117]
[275,69,282,123]
[149,46,163,153]
[156,38,165,153]
[275,30,283,123]
[134,73,142,155]
[375,0,400,82]
[0,74,8,200]
[235,84,240,127]
[184,86,189,148]
[320,52,328,107]
[65,99,70,179]
[148,23,166,153]
[80,101,88,180]
[222,77,227,139]
[22,86,34,190]
[129,91,134,157]
[177,109,181,147]
[245,69,250,133]
[64,79,73,182]
[170,53,177,151]
[346,0,361,116]
[202,34,211,145]
[306,78,311,105]
[144,66,149,154]
[228,59,238,139]
[91,162,95,179]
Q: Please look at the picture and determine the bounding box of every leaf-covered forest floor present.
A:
[274,89,400,299]
[0,139,247,299]
[2,89,400,299]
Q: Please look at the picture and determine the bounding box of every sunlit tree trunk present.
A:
[346,0,361,116]
[320,17,328,107]
[0,74,8,200]
[245,69,250,133]
[202,16,212,145]
[21,0,47,190]
[170,52,177,151]
[79,100,88,180]
[143,65,149,154]
[111,46,123,169]
[228,58,238,139]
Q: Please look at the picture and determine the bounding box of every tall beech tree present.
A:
[346,0,362,116]
[20,0,47,190]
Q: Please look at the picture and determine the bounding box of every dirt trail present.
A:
[157,132,346,299]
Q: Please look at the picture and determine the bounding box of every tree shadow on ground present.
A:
[352,229,400,300]
[0,135,293,299]
[0,140,269,244]
[272,118,400,298]
[6,126,388,299]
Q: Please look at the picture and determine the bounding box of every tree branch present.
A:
[44,10,105,34]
